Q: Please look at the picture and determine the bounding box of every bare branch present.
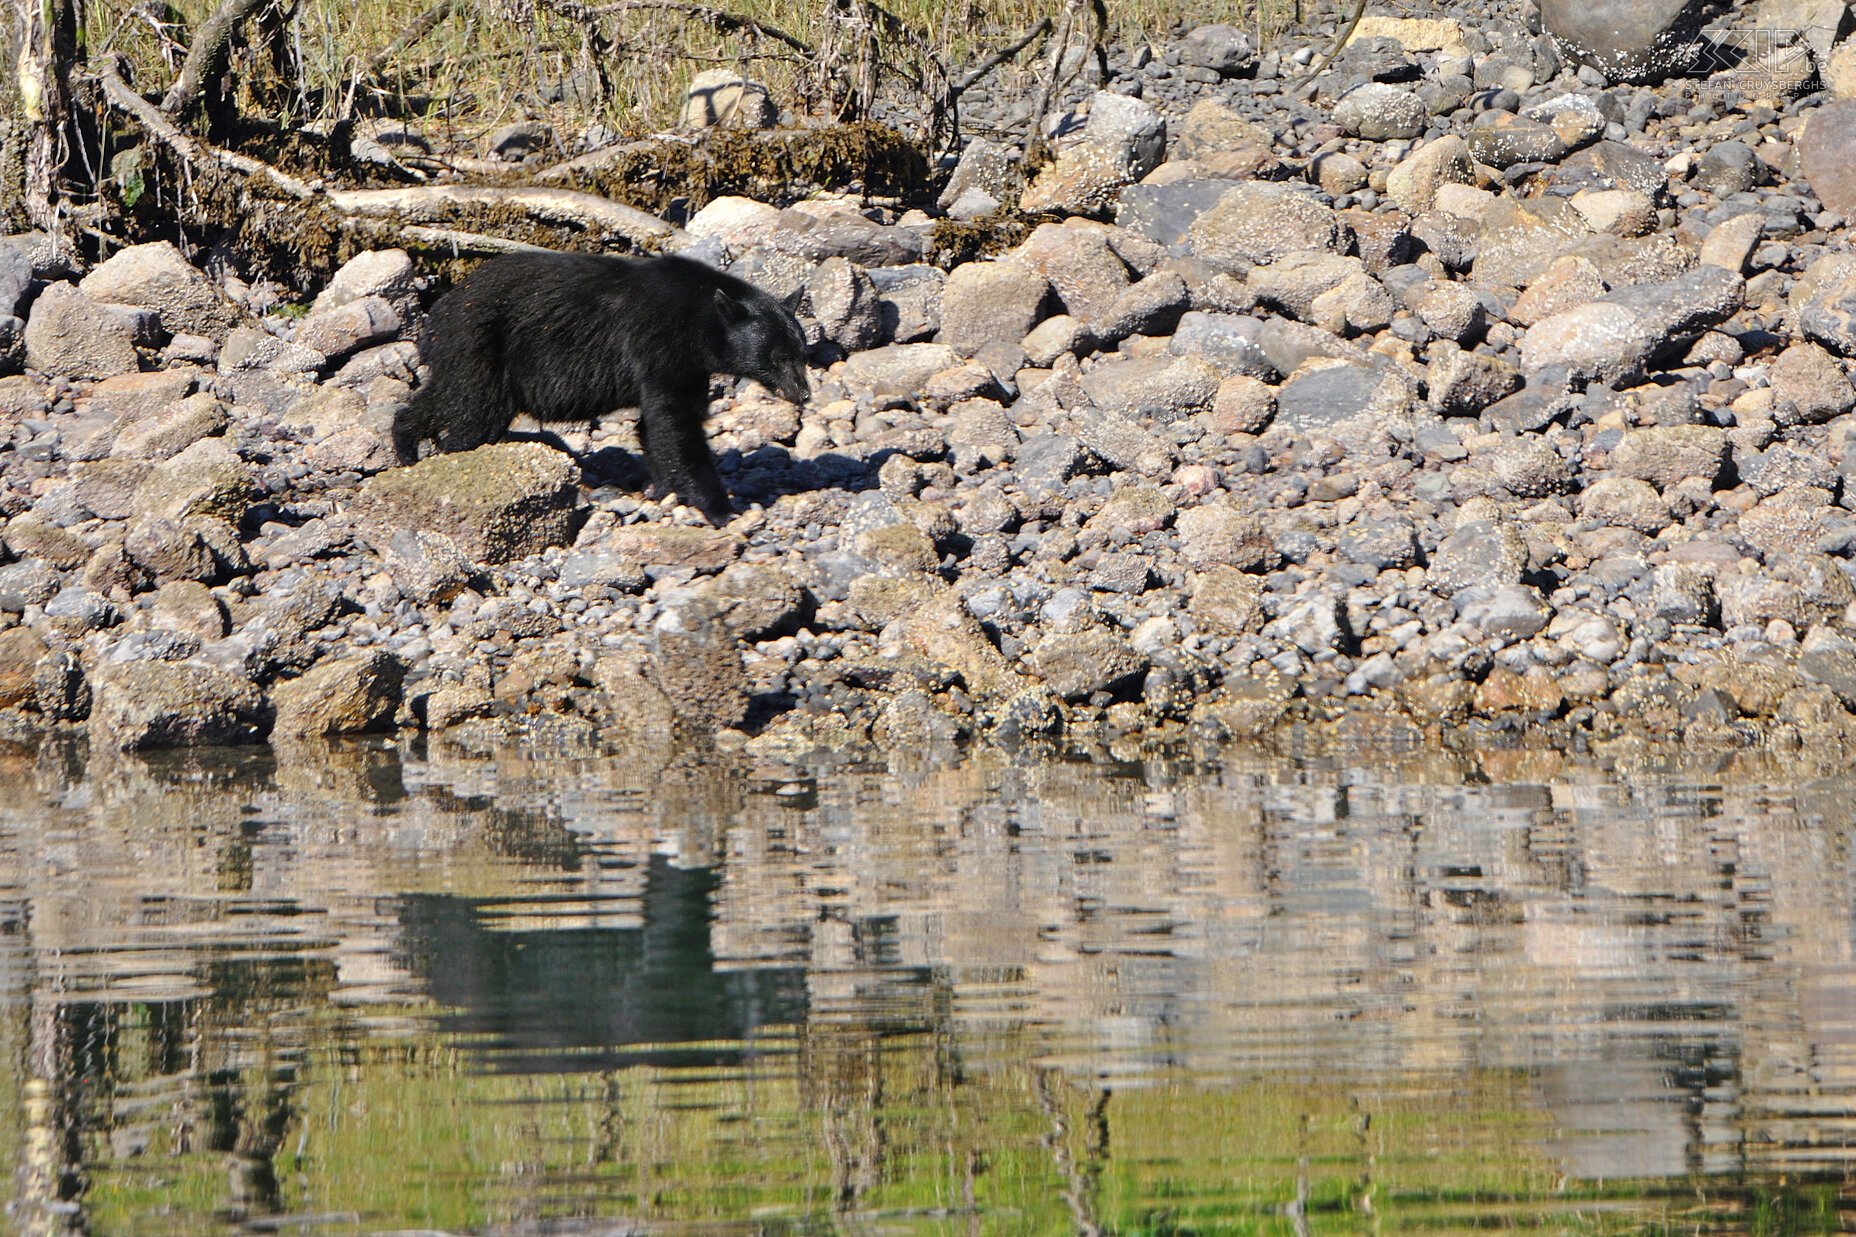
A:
[587,0,813,54]
[324,184,681,247]
[96,59,317,198]
[953,17,1051,94]
[160,0,269,116]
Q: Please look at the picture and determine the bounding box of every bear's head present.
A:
[716,286,810,406]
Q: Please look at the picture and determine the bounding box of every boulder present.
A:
[350,442,585,564]
[79,242,239,339]
[90,661,268,749]
[23,283,138,379]
[271,651,404,737]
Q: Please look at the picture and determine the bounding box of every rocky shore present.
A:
[6,0,1856,758]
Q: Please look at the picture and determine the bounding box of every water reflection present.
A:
[1,736,1854,1233]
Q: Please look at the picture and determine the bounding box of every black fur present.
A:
[393,252,810,524]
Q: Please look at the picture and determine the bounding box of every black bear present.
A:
[393,251,810,524]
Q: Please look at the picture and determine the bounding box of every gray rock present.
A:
[23,283,138,379]
[1032,627,1148,699]
[0,244,28,319]
[681,68,777,128]
[1608,424,1729,488]
[384,528,477,604]
[1455,584,1552,640]
[79,242,239,339]
[1332,83,1427,140]
[1429,519,1530,595]
[1768,342,1855,424]
[1116,180,1233,251]
[1539,0,1703,82]
[806,257,884,353]
[866,264,944,344]
[294,295,402,362]
[1794,253,1856,357]
[1012,434,1085,496]
[0,560,61,611]
[1177,503,1274,571]
[1180,24,1257,75]
[1189,183,1340,273]
[1080,354,1220,422]
[1695,141,1761,198]
[937,260,1052,356]
[1465,113,1570,167]
[938,137,1022,212]
[1800,99,1856,218]
[1168,312,1278,378]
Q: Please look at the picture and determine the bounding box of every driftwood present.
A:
[100,65,683,258]
[325,185,680,246]
[953,18,1053,94]
[587,0,814,54]
[393,226,555,253]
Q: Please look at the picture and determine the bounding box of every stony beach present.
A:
[5,0,1856,758]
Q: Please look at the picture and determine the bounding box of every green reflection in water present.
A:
[1,737,1854,1234]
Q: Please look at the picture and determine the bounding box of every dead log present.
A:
[324,185,681,247]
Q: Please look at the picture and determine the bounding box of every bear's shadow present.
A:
[508,429,898,510]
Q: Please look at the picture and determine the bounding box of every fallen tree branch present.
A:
[325,185,681,246]
[587,0,813,54]
[160,0,268,115]
[953,17,1051,94]
[394,225,555,253]
[97,60,317,198]
[1292,0,1370,98]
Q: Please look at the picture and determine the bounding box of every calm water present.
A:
[2,735,1854,1235]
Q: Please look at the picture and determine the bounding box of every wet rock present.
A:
[272,651,404,737]
[90,661,269,749]
[0,626,46,708]
[24,283,138,379]
[351,442,584,565]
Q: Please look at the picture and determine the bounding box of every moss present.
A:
[927,207,1034,267]
[565,121,930,216]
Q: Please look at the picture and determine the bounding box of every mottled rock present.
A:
[90,661,268,749]
[80,242,239,339]
[351,442,584,564]
[24,283,138,379]
[271,651,404,737]
[1189,183,1339,272]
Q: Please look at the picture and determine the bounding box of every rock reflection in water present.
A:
[0,737,1853,1233]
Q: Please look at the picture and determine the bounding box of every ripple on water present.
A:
[1,737,1854,1233]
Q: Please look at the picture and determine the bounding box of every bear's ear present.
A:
[782,287,804,313]
[713,288,747,322]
